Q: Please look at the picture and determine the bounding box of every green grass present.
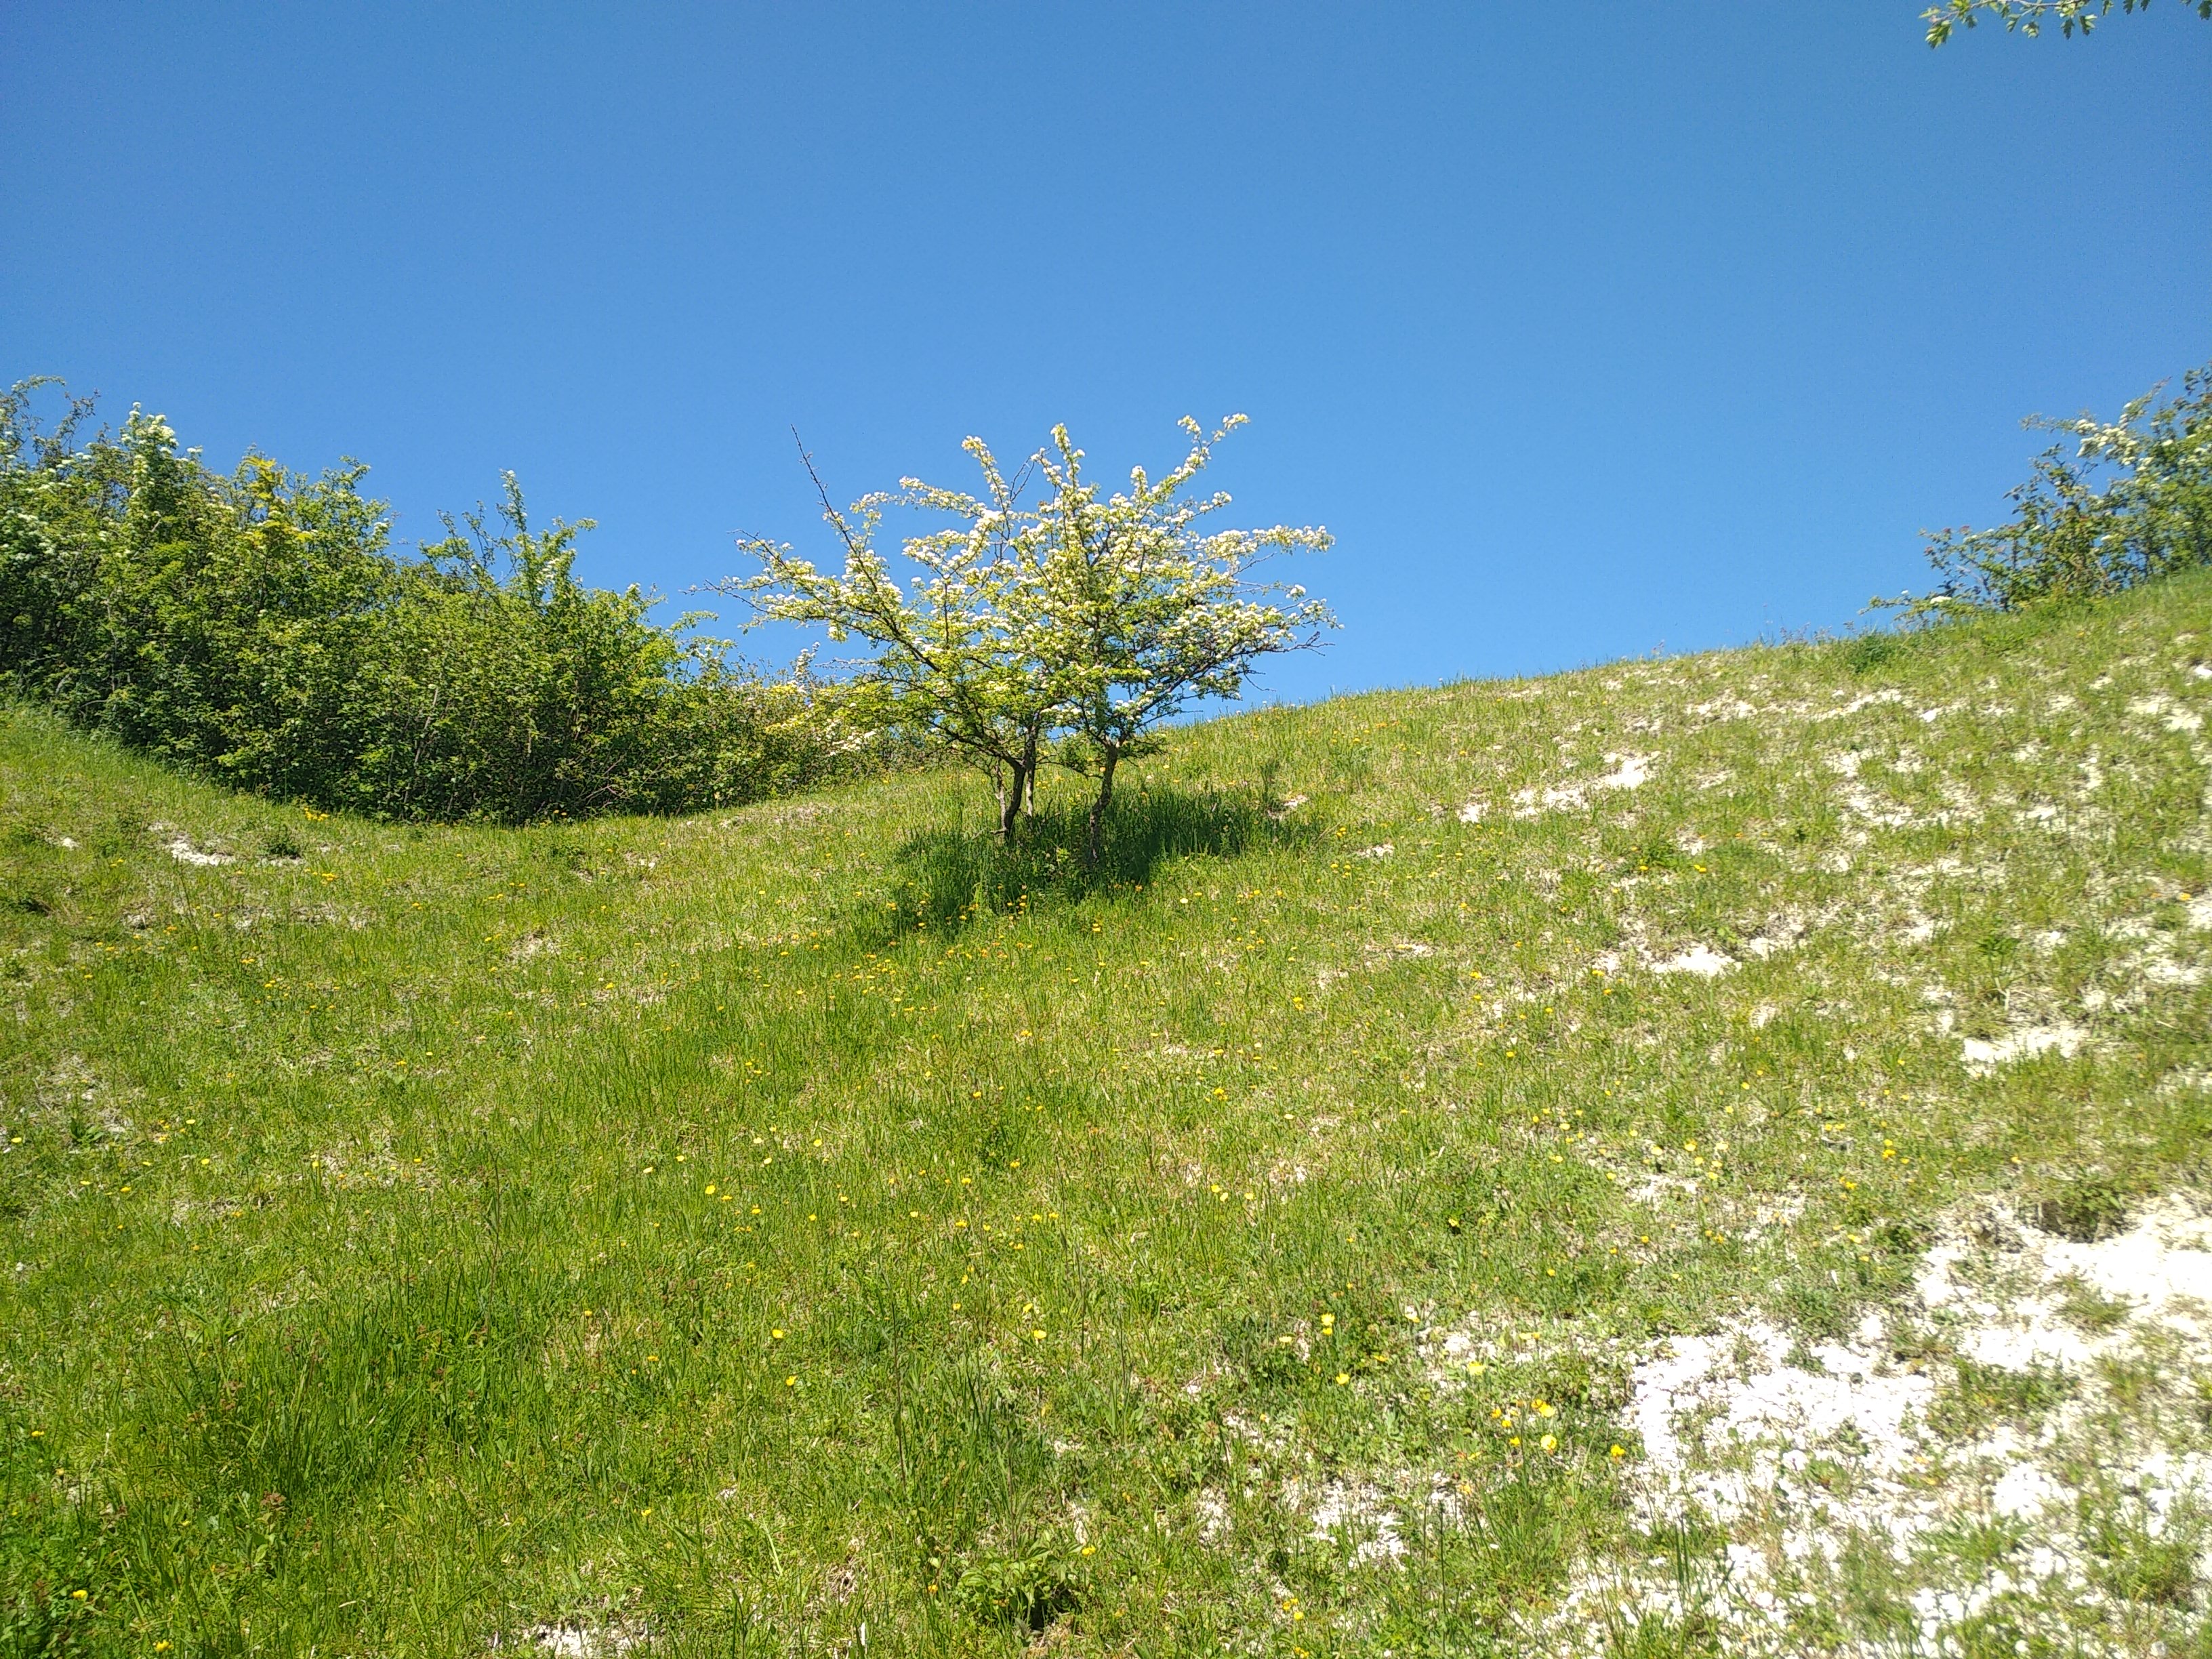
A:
[4,573,2211,1656]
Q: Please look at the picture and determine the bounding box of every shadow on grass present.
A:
[877,783,1317,937]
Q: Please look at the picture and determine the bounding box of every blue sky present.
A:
[4,4,2207,703]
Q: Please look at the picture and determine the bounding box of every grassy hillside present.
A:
[4,573,2211,1658]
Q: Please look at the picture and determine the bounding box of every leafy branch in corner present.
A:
[1924,0,2210,45]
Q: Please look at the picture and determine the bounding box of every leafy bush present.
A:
[0,381,876,821]
[945,1536,1080,1632]
[1899,362,2211,615]
[1842,631,1909,675]
[2034,1172,2131,1242]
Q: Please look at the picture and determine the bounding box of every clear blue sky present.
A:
[4,4,2207,703]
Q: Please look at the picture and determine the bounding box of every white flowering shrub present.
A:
[734,417,1334,856]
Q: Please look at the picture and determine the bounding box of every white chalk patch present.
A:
[1596,753,1651,791]
[1355,843,1394,861]
[1961,1023,2085,1074]
[1307,1479,1407,1564]
[1624,1319,1931,1492]
[1817,689,1906,720]
[1195,1487,1232,1544]
[495,1623,647,1658]
[1456,800,1486,823]
[2129,695,2205,734]
[1837,783,1914,829]
[1512,754,1653,818]
[1547,1195,2212,1654]
[1653,943,1734,978]
[1990,1462,2063,1521]
[1742,916,1808,960]
[1371,940,1434,961]
[165,837,234,867]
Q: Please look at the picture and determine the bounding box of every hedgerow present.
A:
[0,381,876,821]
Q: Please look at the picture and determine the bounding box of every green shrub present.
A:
[0,381,876,821]
[945,1536,1080,1633]
[2034,1172,2131,1242]
[1842,631,1908,675]
[1900,361,2211,615]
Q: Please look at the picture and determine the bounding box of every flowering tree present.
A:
[731,418,1332,857]
[731,438,1067,844]
[1023,417,1334,864]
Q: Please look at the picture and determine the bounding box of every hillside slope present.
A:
[5,574,2211,1657]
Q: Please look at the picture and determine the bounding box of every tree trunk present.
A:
[1086,741,1120,868]
[998,758,1027,844]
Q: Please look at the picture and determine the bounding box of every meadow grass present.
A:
[3,572,2210,1656]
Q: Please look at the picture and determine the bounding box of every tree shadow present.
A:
[877,782,1316,938]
